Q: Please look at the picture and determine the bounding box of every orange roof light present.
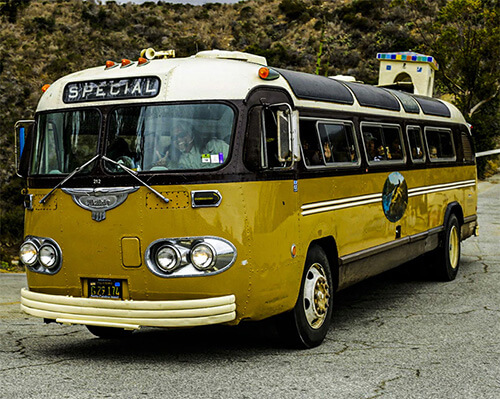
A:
[41,84,51,93]
[105,60,116,69]
[259,67,270,79]
[137,57,149,66]
[121,59,132,67]
[258,66,279,81]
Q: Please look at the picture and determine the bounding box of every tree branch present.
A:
[468,85,500,117]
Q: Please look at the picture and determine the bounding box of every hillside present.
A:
[0,0,498,263]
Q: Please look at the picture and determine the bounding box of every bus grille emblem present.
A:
[62,187,139,222]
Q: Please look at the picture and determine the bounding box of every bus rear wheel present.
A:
[277,245,333,348]
[432,214,461,281]
[86,325,134,339]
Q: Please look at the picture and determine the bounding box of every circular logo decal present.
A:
[382,172,408,223]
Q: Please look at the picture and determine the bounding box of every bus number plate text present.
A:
[88,279,123,299]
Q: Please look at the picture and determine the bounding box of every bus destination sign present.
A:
[63,77,160,103]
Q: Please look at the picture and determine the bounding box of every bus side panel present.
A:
[238,180,302,320]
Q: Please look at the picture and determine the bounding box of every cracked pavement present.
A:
[1,174,499,399]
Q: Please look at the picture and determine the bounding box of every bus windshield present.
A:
[31,109,100,175]
[104,103,234,172]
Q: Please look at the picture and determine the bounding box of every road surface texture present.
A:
[1,174,499,398]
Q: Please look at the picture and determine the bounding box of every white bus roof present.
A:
[36,50,466,125]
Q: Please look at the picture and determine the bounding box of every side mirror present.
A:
[15,120,34,178]
[277,109,300,163]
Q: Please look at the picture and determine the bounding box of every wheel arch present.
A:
[309,236,339,292]
[444,201,464,227]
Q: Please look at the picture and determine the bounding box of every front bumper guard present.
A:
[21,288,236,330]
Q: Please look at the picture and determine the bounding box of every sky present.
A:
[106,0,242,4]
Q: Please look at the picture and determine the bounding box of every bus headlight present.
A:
[39,244,59,269]
[19,236,62,274]
[155,245,181,272]
[145,237,236,278]
[20,242,38,266]
[191,243,215,270]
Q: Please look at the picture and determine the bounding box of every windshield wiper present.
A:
[39,154,100,205]
[102,156,170,204]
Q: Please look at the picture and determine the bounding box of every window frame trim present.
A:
[424,126,457,163]
[360,121,407,166]
[300,117,361,169]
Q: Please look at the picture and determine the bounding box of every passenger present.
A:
[174,128,229,169]
[429,146,438,159]
[323,141,333,162]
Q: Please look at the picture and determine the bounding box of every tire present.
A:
[432,214,461,281]
[277,245,334,348]
[86,325,134,339]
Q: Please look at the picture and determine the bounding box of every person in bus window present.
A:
[323,141,333,162]
[366,137,382,161]
[429,146,438,159]
[174,128,229,169]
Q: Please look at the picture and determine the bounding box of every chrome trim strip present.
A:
[301,179,476,216]
[301,197,381,216]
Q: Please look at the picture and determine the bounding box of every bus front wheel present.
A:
[86,325,134,339]
[277,245,333,348]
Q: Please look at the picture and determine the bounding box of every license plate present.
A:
[88,279,123,299]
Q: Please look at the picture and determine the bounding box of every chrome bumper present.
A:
[21,288,236,330]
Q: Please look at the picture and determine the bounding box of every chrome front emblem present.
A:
[62,187,139,221]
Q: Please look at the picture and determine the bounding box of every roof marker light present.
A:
[41,84,51,93]
[105,60,117,69]
[258,67,279,81]
[137,57,149,66]
[121,59,133,68]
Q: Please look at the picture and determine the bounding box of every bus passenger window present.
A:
[300,120,323,166]
[318,122,358,164]
[362,124,405,163]
[407,126,425,162]
[425,128,456,161]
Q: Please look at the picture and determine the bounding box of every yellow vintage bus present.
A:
[15,49,478,348]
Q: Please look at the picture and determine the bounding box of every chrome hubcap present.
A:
[303,262,330,329]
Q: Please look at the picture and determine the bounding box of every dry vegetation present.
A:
[0,0,498,265]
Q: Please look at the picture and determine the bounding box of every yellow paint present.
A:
[23,164,476,325]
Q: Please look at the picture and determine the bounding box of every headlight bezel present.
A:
[19,236,62,274]
[145,236,237,278]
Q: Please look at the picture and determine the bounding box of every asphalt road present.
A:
[1,174,499,399]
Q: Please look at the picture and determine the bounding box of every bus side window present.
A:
[300,120,323,166]
[425,127,456,161]
[318,122,358,164]
[407,126,425,162]
[461,132,475,162]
